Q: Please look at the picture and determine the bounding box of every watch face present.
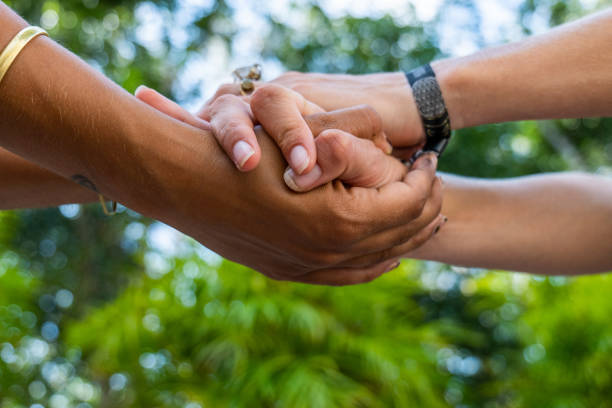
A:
[413,77,446,120]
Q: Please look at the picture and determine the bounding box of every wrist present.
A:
[430,59,467,131]
[370,72,425,147]
[134,115,228,228]
[390,71,425,134]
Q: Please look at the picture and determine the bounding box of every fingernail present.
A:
[381,135,393,155]
[423,152,438,168]
[384,142,394,155]
[196,118,212,131]
[284,164,322,192]
[385,261,400,274]
[135,85,149,94]
[411,151,437,170]
[433,217,447,236]
[284,168,299,191]
[290,145,310,174]
[233,140,255,169]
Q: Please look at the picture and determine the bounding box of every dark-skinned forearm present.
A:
[0,4,209,218]
[0,148,98,209]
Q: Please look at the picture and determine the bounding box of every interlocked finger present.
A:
[305,105,392,154]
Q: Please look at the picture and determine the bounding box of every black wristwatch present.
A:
[405,64,452,159]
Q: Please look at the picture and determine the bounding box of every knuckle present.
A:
[212,93,240,108]
[308,195,371,250]
[216,120,248,145]
[318,130,350,161]
[219,119,243,134]
[208,94,242,118]
[218,83,237,95]
[308,113,336,133]
[210,83,236,102]
[328,203,364,247]
[277,126,308,151]
[307,207,350,249]
[251,84,284,107]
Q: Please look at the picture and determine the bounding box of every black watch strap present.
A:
[405,64,452,158]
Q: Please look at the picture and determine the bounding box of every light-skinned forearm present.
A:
[409,172,612,274]
[0,148,98,209]
[434,9,612,130]
[261,9,612,156]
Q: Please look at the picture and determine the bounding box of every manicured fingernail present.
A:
[385,261,400,274]
[443,216,448,223]
[290,145,310,174]
[233,140,255,169]
[284,164,322,192]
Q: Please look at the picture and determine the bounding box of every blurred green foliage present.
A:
[1,0,611,407]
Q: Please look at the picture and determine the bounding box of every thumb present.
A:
[251,84,323,175]
[284,129,407,192]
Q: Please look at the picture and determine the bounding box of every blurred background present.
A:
[1,0,611,407]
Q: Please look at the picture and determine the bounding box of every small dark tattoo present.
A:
[71,174,99,192]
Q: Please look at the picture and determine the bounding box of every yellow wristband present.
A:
[0,26,48,84]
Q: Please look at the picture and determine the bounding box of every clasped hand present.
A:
[135,78,443,285]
